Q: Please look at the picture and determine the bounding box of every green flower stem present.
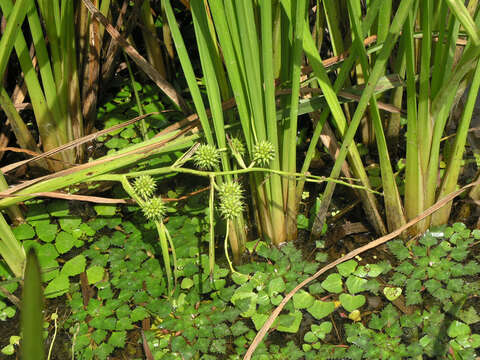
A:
[121,175,176,297]
[124,53,148,140]
[120,176,144,206]
[224,221,235,274]
[155,221,174,297]
[208,175,215,280]
[163,222,177,293]
[47,311,58,360]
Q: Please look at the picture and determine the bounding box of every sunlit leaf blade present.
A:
[21,249,45,360]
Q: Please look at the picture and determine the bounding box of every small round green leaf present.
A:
[86,266,105,284]
[447,321,471,338]
[61,255,86,277]
[1,344,14,355]
[321,273,343,293]
[55,231,75,254]
[307,300,335,320]
[13,224,35,240]
[383,287,402,301]
[311,321,332,339]
[232,272,250,285]
[304,331,317,343]
[339,294,366,312]
[181,278,194,289]
[252,313,268,331]
[59,217,82,234]
[130,306,149,322]
[35,223,58,243]
[44,274,69,298]
[345,276,367,294]
[366,263,384,277]
[276,310,302,333]
[268,277,286,297]
[336,260,357,277]
[231,292,257,317]
[293,290,315,309]
[94,205,117,216]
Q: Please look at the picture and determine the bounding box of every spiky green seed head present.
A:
[219,196,244,220]
[193,144,220,170]
[141,197,167,221]
[218,182,243,201]
[253,140,275,166]
[133,175,157,199]
[229,137,246,156]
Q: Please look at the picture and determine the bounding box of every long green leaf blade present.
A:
[21,249,44,360]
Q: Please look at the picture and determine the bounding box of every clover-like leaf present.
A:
[86,265,105,284]
[304,331,317,343]
[55,231,76,254]
[35,222,58,243]
[180,278,194,289]
[251,313,270,333]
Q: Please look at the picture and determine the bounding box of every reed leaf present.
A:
[20,249,44,360]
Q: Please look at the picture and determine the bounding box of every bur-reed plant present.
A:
[163,0,480,251]
[164,0,320,254]
[163,0,410,253]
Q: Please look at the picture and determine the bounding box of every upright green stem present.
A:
[284,0,308,241]
[208,175,215,279]
[124,53,148,140]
